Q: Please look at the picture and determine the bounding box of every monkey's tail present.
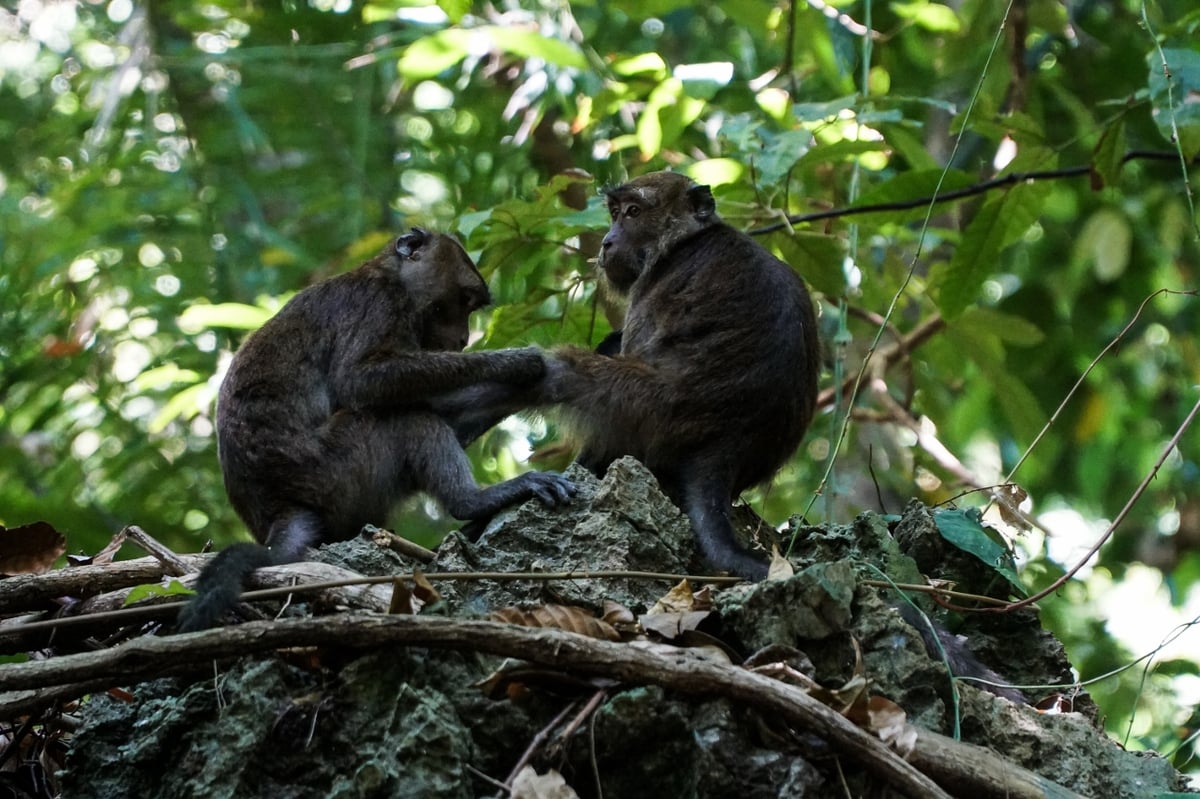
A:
[177,510,322,632]
[176,543,276,633]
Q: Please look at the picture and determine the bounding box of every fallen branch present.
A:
[0,614,1083,799]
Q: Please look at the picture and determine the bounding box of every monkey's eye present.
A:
[624,205,641,219]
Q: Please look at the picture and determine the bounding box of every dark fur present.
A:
[545,172,820,579]
[178,228,574,632]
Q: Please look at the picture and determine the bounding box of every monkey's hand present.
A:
[515,471,577,507]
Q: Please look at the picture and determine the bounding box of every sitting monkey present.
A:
[178,228,574,631]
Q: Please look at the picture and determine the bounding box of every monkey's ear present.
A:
[395,227,430,259]
[687,184,716,220]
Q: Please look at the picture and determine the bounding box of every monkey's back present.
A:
[621,223,819,494]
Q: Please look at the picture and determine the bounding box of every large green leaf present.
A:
[932,508,1024,595]
[768,230,846,297]
[937,181,1050,318]
[398,25,587,81]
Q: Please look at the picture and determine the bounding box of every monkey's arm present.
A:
[336,348,547,409]
[434,335,627,443]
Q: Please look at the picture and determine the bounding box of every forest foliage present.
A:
[2,0,1199,768]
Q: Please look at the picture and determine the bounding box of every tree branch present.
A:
[0,614,1086,799]
[750,151,1199,235]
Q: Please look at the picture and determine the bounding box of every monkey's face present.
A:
[391,229,491,351]
[598,172,717,293]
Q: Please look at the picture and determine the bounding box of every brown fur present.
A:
[543,173,820,579]
[178,228,573,631]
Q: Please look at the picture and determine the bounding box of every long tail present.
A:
[176,543,276,632]
[176,510,321,632]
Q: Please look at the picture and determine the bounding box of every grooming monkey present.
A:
[178,228,574,631]
[438,172,820,579]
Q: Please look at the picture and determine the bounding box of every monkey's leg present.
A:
[679,471,769,581]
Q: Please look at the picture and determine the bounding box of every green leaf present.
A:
[485,26,588,70]
[124,579,194,607]
[932,509,1025,594]
[178,302,277,333]
[768,231,846,296]
[131,364,203,393]
[952,307,1044,347]
[937,181,1050,318]
[891,1,962,33]
[753,129,815,186]
[847,168,975,225]
[1073,207,1132,282]
[437,0,469,23]
[791,96,857,123]
[794,139,889,171]
[397,29,472,80]
[149,383,209,434]
[611,52,669,78]
[1090,116,1126,189]
[398,26,586,81]
[945,320,1046,443]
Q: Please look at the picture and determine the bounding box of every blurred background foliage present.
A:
[2,0,1199,769]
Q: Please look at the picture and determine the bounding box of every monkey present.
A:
[540,172,821,580]
[177,228,575,632]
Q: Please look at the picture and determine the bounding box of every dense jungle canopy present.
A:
[1,0,1199,773]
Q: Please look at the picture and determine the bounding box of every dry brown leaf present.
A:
[491,604,621,641]
[926,577,957,593]
[600,599,641,637]
[0,521,67,575]
[388,578,416,615]
[743,644,815,675]
[1035,693,1074,714]
[766,544,794,580]
[90,527,128,566]
[828,674,870,715]
[648,579,696,614]
[601,599,635,625]
[675,630,741,664]
[511,766,580,799]
[639,610,711,640]
[995,483,1032,532]
[863,695,916,756]
[410,569,441,605]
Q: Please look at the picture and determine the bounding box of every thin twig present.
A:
[965,393,1200,615]
[749,151,1200,235]
[500,701,579,791]
[124,526,190,576]
[994,288,1197,508]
